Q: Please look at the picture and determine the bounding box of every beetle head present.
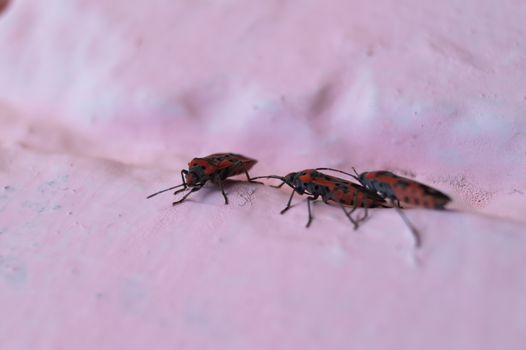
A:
[356,172,372,190]
[282,171,308,193]
[185,163,209,187]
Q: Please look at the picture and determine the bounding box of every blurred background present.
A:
[1,1,525,349]
[2,0,525,216]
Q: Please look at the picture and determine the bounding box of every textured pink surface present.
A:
[1,1,526,349]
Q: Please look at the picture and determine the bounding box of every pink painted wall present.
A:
[1,1,525,349]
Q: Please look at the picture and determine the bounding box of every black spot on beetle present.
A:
[395,180,410,189]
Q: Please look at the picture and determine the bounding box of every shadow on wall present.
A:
[0,0,10,15]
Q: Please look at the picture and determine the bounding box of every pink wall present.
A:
[1,1,525,349]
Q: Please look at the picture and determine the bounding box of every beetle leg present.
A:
[349,192,362,230]
[392,199,421,248]
[354,194,373,229]
[173,187,187,196]
[172,186,202,206]
[305,195,319,228]
[219,180,229,205]
[340,203,359,229]
[280,189,296,214]
[357,206,369,228]
[271,181,286,189]
[173,170,189,195]
[244,170,263,184]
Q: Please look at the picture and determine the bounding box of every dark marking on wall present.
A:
[0,255,27,287]
[237,187,256,207]
[3,185,15,192]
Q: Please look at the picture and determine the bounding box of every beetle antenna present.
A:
[251,175,288,189]
[251,175,285,181]
[351,167,361,181]
[147,183,186,199]
[315,167,360,181]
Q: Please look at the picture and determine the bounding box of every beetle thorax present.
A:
[283,172,304,192]
[186,165,208,186]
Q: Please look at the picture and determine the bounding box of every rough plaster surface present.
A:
[1,1,526,349]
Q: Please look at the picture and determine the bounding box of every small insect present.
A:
[252,168,387,228]
[350,168,452,247]
[147,153,259,205]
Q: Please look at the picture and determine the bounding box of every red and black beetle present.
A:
[147,153,259,205]
[350,168,452,247]
[253,168,387,228]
